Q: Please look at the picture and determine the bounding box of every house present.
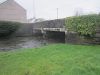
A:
[0,0,27,23]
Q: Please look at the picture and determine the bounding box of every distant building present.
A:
[28,18,45,23]
[0,0,27,23]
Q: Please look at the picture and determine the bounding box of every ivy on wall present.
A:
[65,14,100,37]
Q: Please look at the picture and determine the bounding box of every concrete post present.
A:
[41,28,47,45]
[65,31,67,43]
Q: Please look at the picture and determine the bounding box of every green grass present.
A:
[0,44,100,75]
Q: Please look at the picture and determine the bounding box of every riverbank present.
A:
[0,44,100,75]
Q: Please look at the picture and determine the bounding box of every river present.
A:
[0,36,65,51]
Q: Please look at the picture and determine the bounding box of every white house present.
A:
[0,0,27,23]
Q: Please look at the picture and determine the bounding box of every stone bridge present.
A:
[14,18,66,43]
[14,18,65,36]
[14,18,100,44]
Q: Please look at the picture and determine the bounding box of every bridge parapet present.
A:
[34,28,66,32]
[32,19,65,29]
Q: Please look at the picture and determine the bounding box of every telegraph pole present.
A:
[57,8,58,19]
[33,0,36,19]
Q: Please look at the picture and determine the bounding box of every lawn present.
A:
[0,44,100,75]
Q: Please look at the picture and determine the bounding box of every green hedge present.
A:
[0,21,20,37]
[65,14,100,37]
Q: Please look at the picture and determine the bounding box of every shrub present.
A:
[0,21,20,37]
[65,14,100,37]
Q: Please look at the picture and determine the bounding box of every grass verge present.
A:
[0,44,100,75]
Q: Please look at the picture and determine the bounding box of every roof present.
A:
[0,0,26,11]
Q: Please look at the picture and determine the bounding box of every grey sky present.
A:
[1,0,100,20]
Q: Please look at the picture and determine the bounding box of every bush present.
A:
[65,14,100,37]
[0,21,20,37]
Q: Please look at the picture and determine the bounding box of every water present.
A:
[0,36,64,51]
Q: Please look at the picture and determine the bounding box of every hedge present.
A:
[65,14,100,37]
[0,21,20,37]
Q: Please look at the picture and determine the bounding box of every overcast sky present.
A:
[1,0,100,20]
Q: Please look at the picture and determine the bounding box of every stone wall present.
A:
[65,31,100,45]
[14,23,33,37]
